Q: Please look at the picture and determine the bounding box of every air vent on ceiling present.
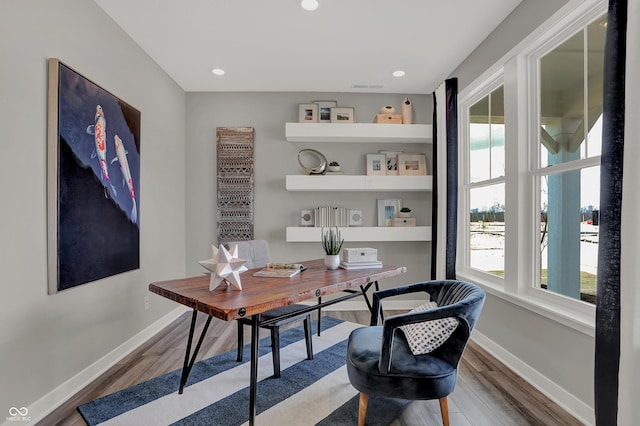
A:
[352,84,384,89]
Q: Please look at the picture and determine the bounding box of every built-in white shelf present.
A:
[285,122,432,143]
[286,175,432,192]
[286,226,432,242]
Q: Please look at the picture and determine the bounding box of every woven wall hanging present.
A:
[216,127,254,244]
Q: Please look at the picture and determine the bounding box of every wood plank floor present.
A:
[41,310,583,426]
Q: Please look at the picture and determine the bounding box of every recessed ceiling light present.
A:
[211,68,225,76]
[301,0,319,11]
[393,70,406,77]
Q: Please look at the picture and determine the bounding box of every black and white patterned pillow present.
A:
[399,301,459,355]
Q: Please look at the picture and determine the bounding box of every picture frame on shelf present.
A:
[366,153,387,176]
[313,100,337,123]
[330,107,355,123]
[377,199,402,227]
[298,103,319,123]
[398,153,427,176]
[379,150,403,176]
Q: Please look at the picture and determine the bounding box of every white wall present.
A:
[451,0,595,422]
[0,0,186,420]
[185,92,432,292]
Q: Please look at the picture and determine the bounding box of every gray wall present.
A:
[0,0,186,416]
[185,92,432,291]
[451,0,594,414]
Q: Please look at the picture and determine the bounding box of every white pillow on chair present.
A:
[399,301,459,355]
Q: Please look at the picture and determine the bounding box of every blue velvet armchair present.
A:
[346,280,486,426]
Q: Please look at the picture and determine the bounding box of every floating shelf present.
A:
[286,226,432,242]
[286,175,432,192]
[285,122,432,143]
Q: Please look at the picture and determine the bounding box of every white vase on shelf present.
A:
[324,254,340,270]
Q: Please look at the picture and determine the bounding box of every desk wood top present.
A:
[149,258,406,321]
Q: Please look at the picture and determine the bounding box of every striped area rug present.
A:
[78,317,409,425]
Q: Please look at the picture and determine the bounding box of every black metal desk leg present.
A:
[179,309,198,394]
[179,309,213,394]
[317,296,322,336]
[360,281,383,322]
[249,315,259,426]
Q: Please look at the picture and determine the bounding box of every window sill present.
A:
[456,271,595,337]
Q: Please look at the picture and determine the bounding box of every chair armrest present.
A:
[370,282,438,326]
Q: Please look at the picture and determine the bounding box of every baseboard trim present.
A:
[21,306,189,426]
[471,330,595,426]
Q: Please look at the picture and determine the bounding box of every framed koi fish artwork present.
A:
[47,58,141,293]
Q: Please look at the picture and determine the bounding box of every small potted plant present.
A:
[399,207,412,218]
[321,227,344,269]
[327,161,341,172]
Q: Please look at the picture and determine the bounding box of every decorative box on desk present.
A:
[342,247,378,263]
[393,218,416,227]
[373,114,403,124]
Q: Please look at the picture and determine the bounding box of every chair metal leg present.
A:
[270,327,281,378]
[236,320,244,362]
[358,392,368,426]
[303,316,313,360]
[439,396,450,426]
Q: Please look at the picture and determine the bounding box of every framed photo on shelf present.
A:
[298,103,319,123]
[377,199,402,227]
[366,153,387,176]
[398,153,427,176]
[331,107,355,123]
[313,100,337,123]
[379,150,403,176]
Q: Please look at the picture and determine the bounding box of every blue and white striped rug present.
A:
[78,317,409,425]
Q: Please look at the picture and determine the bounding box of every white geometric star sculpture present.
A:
[198,244,248,291]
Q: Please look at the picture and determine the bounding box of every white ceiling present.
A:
[94,0,522,94]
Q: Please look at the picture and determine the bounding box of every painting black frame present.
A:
[47,58,141,293]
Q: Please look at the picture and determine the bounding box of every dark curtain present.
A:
[431,92,439,279]
[444,79,458,279]
[431,78,459,280]
[594,0,627,424]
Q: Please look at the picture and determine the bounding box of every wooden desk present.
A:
[149,258,406,425]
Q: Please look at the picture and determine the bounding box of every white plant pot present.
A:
[399,212,411,218]
[324,254,340,270]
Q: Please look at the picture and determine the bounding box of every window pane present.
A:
[490,86,505,178]
[491,123,505,178]
[586,16,606,157]
[539,166,599,303]
[539,13,606,167]
[540,31,584,166]
[469,86,505,182]
[470,184,505,276]
[470,95,490,182]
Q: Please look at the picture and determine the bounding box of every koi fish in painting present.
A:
[86,105,116,198]
[111,135,138,223]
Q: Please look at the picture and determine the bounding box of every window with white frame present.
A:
[534,13,606,304]
[466,85,505,278]
[458,2,606,312]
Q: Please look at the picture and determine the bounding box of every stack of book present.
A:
[253,263,306,278]
[339,248,383,270]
